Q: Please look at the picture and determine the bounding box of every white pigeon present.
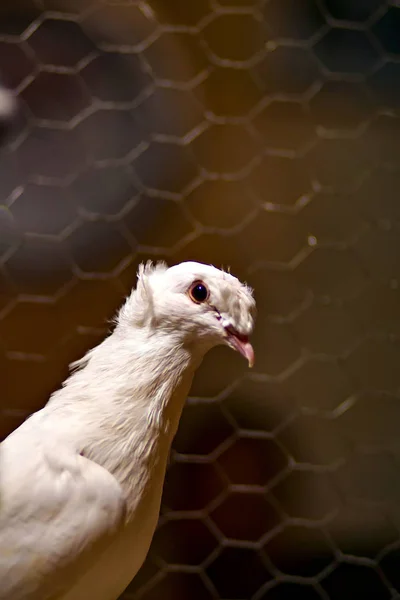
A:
[0,261,256,600]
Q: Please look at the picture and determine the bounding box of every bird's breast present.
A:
[59,464,166,600]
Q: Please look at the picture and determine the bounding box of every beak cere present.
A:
[225,326,255,368]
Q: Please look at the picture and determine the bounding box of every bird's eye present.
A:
[189,281,209,304]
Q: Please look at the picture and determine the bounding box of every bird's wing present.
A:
[0,432,126,600]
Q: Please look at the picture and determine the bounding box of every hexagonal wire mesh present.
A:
[1,0,400,598]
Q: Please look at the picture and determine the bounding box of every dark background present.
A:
[1,0,400,598]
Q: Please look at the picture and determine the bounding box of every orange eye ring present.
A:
[188,281,209,304]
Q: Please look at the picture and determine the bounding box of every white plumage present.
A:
[0,261,256,600]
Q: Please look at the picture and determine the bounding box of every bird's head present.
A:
[119,261,256,367]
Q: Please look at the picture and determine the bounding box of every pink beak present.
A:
[225,326,255,368]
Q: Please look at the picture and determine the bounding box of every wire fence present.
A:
[1,0,400,598]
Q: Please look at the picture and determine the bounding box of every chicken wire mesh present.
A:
[1,0,400,598]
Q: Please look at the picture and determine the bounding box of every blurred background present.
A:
[1,0,400,598]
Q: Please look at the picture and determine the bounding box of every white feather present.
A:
[0,261,255,600]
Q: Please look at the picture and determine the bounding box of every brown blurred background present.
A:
[1,0,400,598]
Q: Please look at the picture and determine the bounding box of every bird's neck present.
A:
[49,326,207,513]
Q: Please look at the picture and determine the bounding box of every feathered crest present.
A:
[136,261,168,298]
[117,260,168,327]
